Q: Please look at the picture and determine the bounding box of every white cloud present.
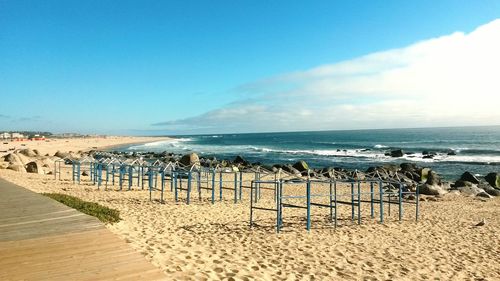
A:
[154,19,500,133]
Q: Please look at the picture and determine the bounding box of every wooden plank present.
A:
[0,178,167,280]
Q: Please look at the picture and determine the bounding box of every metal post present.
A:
[250,180,254,228]
[219,171,223,201]
[399,183,403,221]
[379,181,384,223]
[306,180,311,231]
[234,172,238,204]
[334,181,337,228]
[174,172,178,202]
[187,171,192,205]
[357,181,361,225]
[351,182,355,221]
[370,182,374,218]
[239,171,243,201]
[211,169,215,204]
[329,181,333,222]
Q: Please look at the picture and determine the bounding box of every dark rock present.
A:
[485,172,500,188]
[426,171,441,186]
[423,155,434,159]
[319,167,336,178]
[390,149,404,157]
[25,161,38,173]
[3,153,17,163]
[480,184,500,196]
[447,150,457,156]
[476,192,492,199]
[459,171,480,184]
[400,163,417,172]
[282,164,301,176]
[82,171,89,176]
[233,155,249,166]
[292,160,309,172]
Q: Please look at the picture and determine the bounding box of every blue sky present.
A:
[1,1,499,135]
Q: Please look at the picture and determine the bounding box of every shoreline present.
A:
[0,137,498,280]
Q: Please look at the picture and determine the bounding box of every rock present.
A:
[457,184,485,196]
[350,170,365,180]
[54,151,71,159]
[423,155,434,159]
[447,150,457,156]
[292,160,309,172]
[19,148,37,157]
[179,153,200,167]
[476,192,493,199]
[390,149,404,157]
[474,219,486,227]
[418,183,447,196]
[419,168,431,183]
[400,163,417,172]
[233,155,249,166]
[485,172,500,188]
[459,171,480,184]
[480,184,500,196]
[33,149,41,156]
[282,165,301,176]
[25,161,39,173]
[7,164,26,173]
[3,153,20,164]
[426,171,441,186]
[82,171,89,176]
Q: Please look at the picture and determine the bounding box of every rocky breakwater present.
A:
[0,148,82,175]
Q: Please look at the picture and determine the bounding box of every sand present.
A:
[0,139,499,280]
[0,136,169,158]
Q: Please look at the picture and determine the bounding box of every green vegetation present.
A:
[42,193,121,224]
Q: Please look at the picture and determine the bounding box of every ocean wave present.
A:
[374,144,388,149]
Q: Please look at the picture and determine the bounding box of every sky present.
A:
[1,1,499,135]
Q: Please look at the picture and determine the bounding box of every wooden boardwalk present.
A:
[0,178,167,281]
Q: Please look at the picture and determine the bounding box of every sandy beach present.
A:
[0,136,169,158]
[0,138,498,280]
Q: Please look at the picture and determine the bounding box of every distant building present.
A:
[0,132,11,139]
[11,133,25,139]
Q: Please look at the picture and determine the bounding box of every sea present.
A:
[117,126,500,180]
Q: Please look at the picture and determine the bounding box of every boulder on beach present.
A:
[233,155,249,166]
[418,183,447,196]
[179,153,200,167]
[459,171,480,184]
[454,181,485,196]
[54,151,71,159]
[485,172,500,188]
[419,168,431,183]
[426,170,441,186]
[292,160,309,172]
[282,164,301,176]
[480,184,500,196]
[25,161,39,173]
[390,149,404,157]
[400,163,417,172]
[7,164,26,173]
[19,148,37,157]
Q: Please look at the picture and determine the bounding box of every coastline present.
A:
[0,137,498,280]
